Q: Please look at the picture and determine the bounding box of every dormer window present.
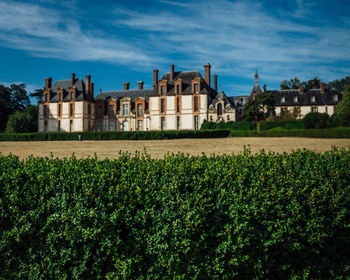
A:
[123,104,129,116]
[311,96,315,103]
[44,94,48,102]
[160,85,165,96]
[176,84,180,95]
[333,94,338,102]
[294,96,298,103]
[194,83,199,94]
[281,96,286,103]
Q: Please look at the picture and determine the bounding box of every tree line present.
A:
[0,84,42,133]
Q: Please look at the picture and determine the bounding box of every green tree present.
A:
[0,85,12,131]
[333,86,350,126]
[243,92,275,121]
[5,105,38,133]
[280,77,301,90]
[327,76,350,93]
[303,77,321,91]
[30,88,44,102]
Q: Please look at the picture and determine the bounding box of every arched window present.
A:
[217,103,222,116]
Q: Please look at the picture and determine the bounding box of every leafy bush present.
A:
[1,149,350,279]
[333,85,350,126]
[303,112,330,129]
[0,130,230,141]
[201,121,256,131]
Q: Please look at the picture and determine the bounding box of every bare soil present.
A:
[1,137,349,160]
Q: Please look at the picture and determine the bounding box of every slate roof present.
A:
[210,90,235,108]
[43,78,88,102]
[160,70,216,97]
[95,89,156,101]
[271,88,342,106]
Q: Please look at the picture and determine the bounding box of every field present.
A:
[1,137,350,159]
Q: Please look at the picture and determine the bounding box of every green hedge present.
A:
[0,130,230,141]
[1,149,350,279]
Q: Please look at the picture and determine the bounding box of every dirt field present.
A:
[1,137,350,159]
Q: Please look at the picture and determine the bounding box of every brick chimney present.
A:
[85,75,91,96]
[138,81,144,90]
[320,82,325,94]
[299,83,304,94]
[153,69,159,89]
[71,73,76,85]
[204,63,211,87]
[45,77,52,89]
[170,64,175,80]
[124,82,130,90]
[91,83,94,100]
[213,74,218,92]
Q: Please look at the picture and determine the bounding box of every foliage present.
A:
[327,76,350,93]
[5,105,38,133]
[280,77,301,90]
[303,112,330,129]
[0,83,31,132]
[0,130,230,141]
[1,149,350,279]
[242,92,275,121]
[29,88,44,102]
[333,86,350,126]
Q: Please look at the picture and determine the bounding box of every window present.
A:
[217,103,222,116]
[311,96,315,103]
[210,116,213,121]
[70,103,74,117]
[161,85,165,96]
[333,94,338,102]
[194,96,199,112]
[57,120,60,132]
[311,106,317,112]
[137,104,143,117]
[194,115,199,130]
[88,103,91,115]
[138,120,143,131]
[44,105,49,118]
[161,99,165,113]
[123,104,128,116]
[194,83,199,93]
[97,106,103,118]
[281,96,286,103]
[176,97,180,113]
[176,84,180,95]
[44,94,48,102]
[176,116,180,130]
[294,96,298,103]
[58,104,61,117]
[123,121,129,131]
[69,92,72,101]
[88,120,91,131]
[44,120,48,132]
[70,120,73,132]
[281,107,286,113]
[161,117,165,130]
[227,115,230,121]
[109,105,115,118]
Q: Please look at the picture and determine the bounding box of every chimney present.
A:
[263,84,267,92]
[124,82,130,90]
[213,74,218,92]
[204,63,211,87]
[91,83,94,100]
[153,69,159,89]
[85,75,91,95]
[71,73,76,85]
[320,82,325,94]
[299,84,304,94]
[137,81,144,90]
[45,77,52,89]
[170,64,175,80]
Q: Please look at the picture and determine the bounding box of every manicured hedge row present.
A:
[1,149,350,279]
[0,129,230,141]
[228,127,350,138]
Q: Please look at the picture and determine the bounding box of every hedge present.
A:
[1,149,350,279]
[0,130,230,141]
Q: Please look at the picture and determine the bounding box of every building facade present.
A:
[39,63,236,132]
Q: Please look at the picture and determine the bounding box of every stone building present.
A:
[38,74,95,132]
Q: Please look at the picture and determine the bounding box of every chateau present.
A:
[38,64,342,132]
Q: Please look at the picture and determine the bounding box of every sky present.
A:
[0,0,349,100]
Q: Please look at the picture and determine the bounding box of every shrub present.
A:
[303,112,330,129]
[1,149,350,279]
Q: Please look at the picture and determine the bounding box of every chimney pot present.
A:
[138,81,144,90]
[320,82,325,94]
[71,73,76,85]
[124,82,130,90]
[204,63,211,87]
[213,74,218,92]
[299,84,304,94]
[153,69,159,89]
[170,64,175,80]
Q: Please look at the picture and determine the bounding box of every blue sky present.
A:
[0,0,349,100]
